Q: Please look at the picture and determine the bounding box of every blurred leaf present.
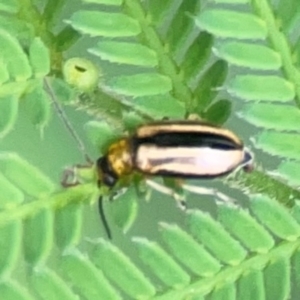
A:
[29,38,50,77]
[0,95,18,138]
[0,223,21,277]
[203,99,232,125]
[146,0,173,24]
[23,209,53,265]
[255,131,300,160]
[55,202,83,249]
[22,82,52,128]
[166,1,201,54]
[89,41,158,67]
[109,185,138,233]
[29,268,78,300]
[0,152,55,197]
[107,74,172,97]
[61,251,121,300]
[84,121,123,153]
[216,41,281,70]
[227,75,295,101]
[194,60,228,111]
[0,29,32,80]
[133,238,190,288]
[132,94,184,119]
[239,103,300,130]
[250,195,300,240]
[67,11,140,37]
[181,32,213,80]
[195,10,267,39]
[92,239,155,298]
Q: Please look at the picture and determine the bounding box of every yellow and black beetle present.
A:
[95,120,253,238]
[96,120,253,188]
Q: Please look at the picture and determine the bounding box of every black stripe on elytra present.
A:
[133,131,241,150]
[141,166,235,179]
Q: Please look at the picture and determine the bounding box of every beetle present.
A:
[96,120,252,187]
[95,120,253,238]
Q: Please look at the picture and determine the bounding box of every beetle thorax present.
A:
[107,138,133,176]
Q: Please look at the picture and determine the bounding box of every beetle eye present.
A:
[97,156,118,188]
[102,174,117,187]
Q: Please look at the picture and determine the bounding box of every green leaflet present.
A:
[181,32,214,81]
[203,99,232,125]
[194,60,228,112]
[276,0,300,32]
[0,16,34,42]
[61,251,122,300]
[92,239,156,298]
[29,38,50,78]
[209,283,236,300]
[227,75,295,101]
[55,202,83,250]
[89,41,158,67]
[195,10,267,39]
[166,0,201,54]
[159,223,221,276]
[237,270,264,300]
[264,257,291,300]
[0,281,33,300]
[276,161,300,187]
[23,209,54,265]
[187,210,247,264]
[0,29,32,80]
[132,94,184,119]
[146,0,173,24]
[255,131,300,160]
[22,81,52,129]
[250,195,300,240]
[133,237,190,288]
[0,152,55,198]
[67,11,141,37]
[84,120,123,153]
[107,74,172,97]
[239,103,300,131]
[0,223,21,277]
[29,268,77,300]
[216,41,281,70]
[0,173,24,208]
[0,95,18,138]
[0,59,9,84]
[218,203,275,253]
[108,185,139,234]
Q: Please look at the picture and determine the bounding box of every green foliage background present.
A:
[1,0,300,299]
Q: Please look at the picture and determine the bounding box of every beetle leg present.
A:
[182,184,235,203]
[145,179,187,210]
[61,163,93,187]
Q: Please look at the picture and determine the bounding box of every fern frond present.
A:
[0,28,51,136]
[74,196,300,299]
[195,1,300,191]
[67,0,230,122]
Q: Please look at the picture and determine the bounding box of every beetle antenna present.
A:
[98,195,112,239]
[43,77,92,164]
